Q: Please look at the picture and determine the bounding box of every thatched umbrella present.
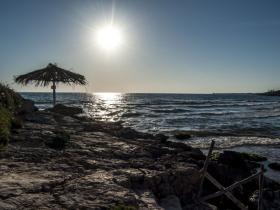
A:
[15,63,87,106]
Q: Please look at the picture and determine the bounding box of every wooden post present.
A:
[258,165,264,210]
[52,81,56,107]
[198,140,215,198]
[201,170,262,201]
[205,172,248,210]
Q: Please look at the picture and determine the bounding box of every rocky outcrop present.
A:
[16,99,38,115]
[269,163,280,171]
[0,111,207,209]
[174,131,192,140]
[46,104,83,116]
[0,109,279,209]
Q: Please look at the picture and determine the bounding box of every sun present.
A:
[96,25,123,52]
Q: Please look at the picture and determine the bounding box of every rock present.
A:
[239,152,267,162]
[159,195,182,210]
[268,162,280,171]
[218,151,250,168]
[17,99,38,115]
[25,111,57,125]
[154,133,169,143]
[184,202,217,210]
[46,104,83,116]
[174,131,191,140]
[2,110,279,210]
[213,151,266,163]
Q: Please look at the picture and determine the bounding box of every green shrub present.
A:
[240,152,267,162]
[0,106,12,149]
[210,152,221,161]
[46,129,70,150]
[0,82,22,111]
[0,83,23,149]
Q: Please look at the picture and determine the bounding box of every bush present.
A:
[0,106,12,149]
[46,129,70,150]
[0,82,22,111]
[0,83,23,149]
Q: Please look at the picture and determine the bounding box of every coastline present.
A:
[1,104,280,209]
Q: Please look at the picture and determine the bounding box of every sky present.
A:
[1,0,280,93]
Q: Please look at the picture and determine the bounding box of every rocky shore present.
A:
[0,104,280,210]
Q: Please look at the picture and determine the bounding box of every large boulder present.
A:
[46,104,83,116]
[17,99,38,115]
[268,162,280,171]
[174,131,192,140]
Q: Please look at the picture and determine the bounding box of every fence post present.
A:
[198,140,215,198]
[258,165,264,210]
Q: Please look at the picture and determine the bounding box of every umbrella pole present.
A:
[52,81,56,107]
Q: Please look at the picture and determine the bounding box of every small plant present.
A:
[210,152,221,161]
[46,129,70,150]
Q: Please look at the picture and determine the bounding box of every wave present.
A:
[152,108,191,113]
[184,136,280,149]
[121,112,143,117]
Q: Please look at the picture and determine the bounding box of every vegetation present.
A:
[210,151,267,162]
[0,83,22,149]
[0,106,12,148]
[239,152,267,162]
[0,82,22,111]
[210,152,221,161]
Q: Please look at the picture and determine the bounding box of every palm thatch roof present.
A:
[14,63,87,86]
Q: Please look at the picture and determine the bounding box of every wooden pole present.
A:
[52,81,56,107]
[205,172,248,210]
[258,165,264,210]
[198,140,215,198]
[201,170,262,201]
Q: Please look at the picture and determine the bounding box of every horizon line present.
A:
[18,91,258,94]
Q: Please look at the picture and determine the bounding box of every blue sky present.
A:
[1,0,280,93]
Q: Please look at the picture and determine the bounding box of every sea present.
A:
[20,92,280,181]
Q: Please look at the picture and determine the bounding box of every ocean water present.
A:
[20,92,280,147]
[20,92,280,181]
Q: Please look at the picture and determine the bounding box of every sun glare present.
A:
[96,25,123,52]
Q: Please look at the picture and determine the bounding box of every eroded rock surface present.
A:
[0,111,206,210]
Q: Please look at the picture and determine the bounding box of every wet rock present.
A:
[269,162,280,171]
[155,133,169,142]
[46,104,83,116]
[174,131,192,140]
[239,152,267,162]
[25,111,57,125]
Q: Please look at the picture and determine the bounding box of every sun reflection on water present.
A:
[89,92,124,121]
[94,92,122,106]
